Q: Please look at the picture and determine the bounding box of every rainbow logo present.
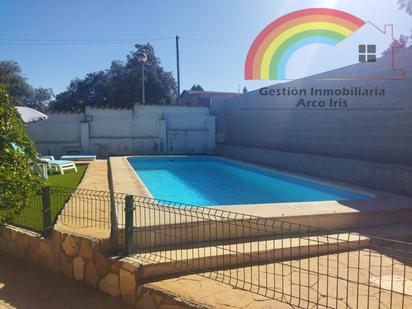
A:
[245,8,366,80]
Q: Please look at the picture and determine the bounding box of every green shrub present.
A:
[0,85,43,223]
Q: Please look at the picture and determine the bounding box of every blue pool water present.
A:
[127,156,370,206]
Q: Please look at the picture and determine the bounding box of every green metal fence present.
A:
[10,190,44,232]
[10,186,74,234]
[5,186,412,309]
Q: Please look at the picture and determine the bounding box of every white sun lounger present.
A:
[39,156,77,175]
[60,155,96,161]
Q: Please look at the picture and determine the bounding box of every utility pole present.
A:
[176,35,181,105]
[141,61,145,104]
[136,47,147,104]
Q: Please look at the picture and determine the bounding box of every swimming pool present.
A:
[127,156,370,206]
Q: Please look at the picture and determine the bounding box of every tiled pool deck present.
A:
[55,159,111,238]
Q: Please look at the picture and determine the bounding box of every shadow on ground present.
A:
[0,252,133,309]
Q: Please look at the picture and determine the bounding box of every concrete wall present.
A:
[26,105,215,157]
[212,49,412,166]
[26,113,84,156]
[212,49,412,196]
[218,144,412,197]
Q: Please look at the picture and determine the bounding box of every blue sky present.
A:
[1,0,411,95]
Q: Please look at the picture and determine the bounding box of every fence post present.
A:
[124,195,134,255]
[42,186,52,237]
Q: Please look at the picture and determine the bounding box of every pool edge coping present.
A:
[115,155,412,225]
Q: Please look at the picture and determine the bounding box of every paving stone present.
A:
[121,258,140,273]
[85,261,99,287]
[147,247,412,309]
[158,304,182,309]
[99,273,120,298]
[38,241,52,257]
[136,285,145,302]
[205,288,255,308]
[135,291,157,309]
[151,292,164,306]
[79,240,94,260]
[160,302,199,309]
[95,253,110,277]
[61,235,79,257]
[110,260,123,273]
[370,275,412,296]
[73,256,85,281]
[119,269,136,304]
[60,252,73,279]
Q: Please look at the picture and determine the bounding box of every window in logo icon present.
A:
[359,44,376,63]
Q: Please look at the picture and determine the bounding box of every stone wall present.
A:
[0,224,207,309]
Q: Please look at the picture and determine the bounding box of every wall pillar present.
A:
[207,116,216,151]
[159,119,167,154]
[80,121,90,154]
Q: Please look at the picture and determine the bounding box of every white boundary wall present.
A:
[26,105,215,157]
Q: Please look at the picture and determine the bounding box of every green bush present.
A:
[0,85,43,223]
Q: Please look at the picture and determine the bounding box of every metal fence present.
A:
[56,187,112,231]
[10,189,44,233]
[122,194,412,309]
[9,186,412,309]
[10,186,112,235]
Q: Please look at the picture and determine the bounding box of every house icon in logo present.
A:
[245,8,405,81]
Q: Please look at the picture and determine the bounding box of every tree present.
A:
[0,86,43,223]
[398,0,412,15]
[50,44,177,111]
[190,84,204,91]
[26,87,54,112]
[382,33,411,56]
[382,1,412,55]
[0,61,32,106]
[0,60,54,109]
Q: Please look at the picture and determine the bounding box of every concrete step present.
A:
[351,222,412,241]
[120,209,412,251]
[135,232,369,282]
[116,192,412,250]
[125,216,316,250]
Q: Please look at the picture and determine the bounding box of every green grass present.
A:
[48,164,87,187]
[9,164,88,232]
